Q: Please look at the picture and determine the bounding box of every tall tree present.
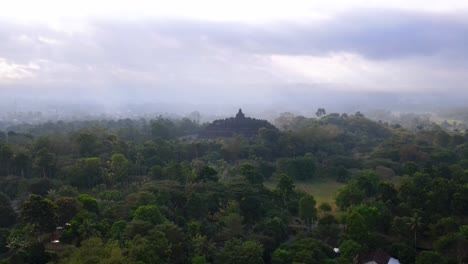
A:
[110,154,130,185]
[275,174,295,208]
[34,148,55,178]
[240,163,263,184]
[13,152,31,177]
[298,194,317,228]
[0,143,13,176]
[56,197,81,225]
[346,211,369,244]
[21,194,57,234]
[316,108,327,117]
[69,158,103,188]
[76,132,98,157]
[0,192,16,227]
[408,213,422,250]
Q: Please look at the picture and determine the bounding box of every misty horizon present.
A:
[1,0,468,126]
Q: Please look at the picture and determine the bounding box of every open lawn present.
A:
[264,178,346,205]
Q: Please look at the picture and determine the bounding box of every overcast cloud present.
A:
[1,1,468,112]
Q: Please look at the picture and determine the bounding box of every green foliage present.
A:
[298,194,317,226]
[271,248,292,264]
[110,154,130,185]
[377,181,398,205]
[0,192,16,227]
[154,223,189,263]
[28,177,53,196]
[128,231,169,263]
[99,190,123,201]
[1,112,468,264]
[218,211,244,240]
[275,174,295,207]
[389,243,415,264]
[415,251,447,264]
[318,202,332,213]
[10,240,52,264]
[133,205,165,225]
[56,197,81,225]
[216,239,264,264]
[334,184,364,210]
[279,238,334,264]
[61,237,129,264]
[434,225,468,264]
[338,240,364,264]
[21,194,57,233]
[353,170,380,197]
[197,166,218,183]
[0,143,13,176]
[76,132,99,157]
[277,154,317,181]
[123,220,153,239]
[352,203,391,233]
[151,118,174,140]
[34,148,56,178]
[346,211,369,244]
[240,163,263,184]
[68,158,103,188]
[6,225,35,252]
[149,165,164,180]
[109,220,127,241]
[164,161,191,184]
[403,161,418,176]
[57,185,79,197]
[334,170,382,211]
[255,217,288,247]
[192,255,209,264]
[77,194,99,213]
[64,210,101,242]
[0,229,8,254]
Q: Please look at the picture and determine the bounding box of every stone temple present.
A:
[198,109,277,139]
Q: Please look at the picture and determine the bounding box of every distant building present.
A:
[236,108,245,119]
[198,109,277,139]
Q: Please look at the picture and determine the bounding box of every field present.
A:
[264,178,346,205]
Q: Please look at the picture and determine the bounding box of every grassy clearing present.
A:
[264,178,346,205]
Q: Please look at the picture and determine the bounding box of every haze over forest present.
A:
[1,0,468,124]
[2,2,468,264]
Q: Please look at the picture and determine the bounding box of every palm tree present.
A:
[408,213,422,250]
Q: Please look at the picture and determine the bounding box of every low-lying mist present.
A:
[1,87,467,133]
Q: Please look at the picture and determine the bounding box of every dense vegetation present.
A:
[0,110,467,264]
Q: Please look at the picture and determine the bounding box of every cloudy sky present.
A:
[1,0,468,111]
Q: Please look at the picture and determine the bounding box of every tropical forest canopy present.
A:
[0,109,467,264]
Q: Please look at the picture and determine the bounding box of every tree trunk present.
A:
[414,231,417,250]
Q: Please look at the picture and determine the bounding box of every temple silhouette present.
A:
[198,109,277,139]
